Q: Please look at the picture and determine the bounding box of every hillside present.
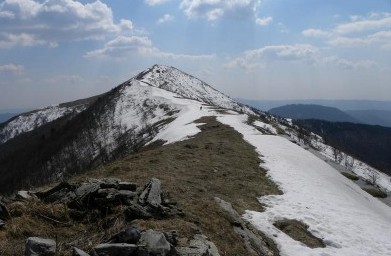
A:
[0,65,390,256]
[346,109,391,127]
[268,104,358,122]
[0,65,251,194]
[295,119,391,176]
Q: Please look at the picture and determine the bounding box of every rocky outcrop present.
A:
[214,197,278,256]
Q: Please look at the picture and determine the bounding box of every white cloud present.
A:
[327,37,369,47]
[225,44,319,70]
[302,29,332,38]
[255,16,272,26]
[180,0,261,21]
[302,13,391,49]
[0,64,24,74]
[323,56,378,70]
[334,14,391,34]
[85,35,215,61]
[145,0,170,5]
[244,44,319,61]
[157,14,174,24]
[0,0,133,48]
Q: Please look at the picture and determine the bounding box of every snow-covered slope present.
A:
[149,109,391,256]
[136,65,252,114]
[0,104,86,144]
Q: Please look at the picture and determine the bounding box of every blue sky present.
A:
[0,0,390,109]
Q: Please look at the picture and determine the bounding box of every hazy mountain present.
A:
[0,113,17,124]
[268,104,358,123]
[0,65,251,193]
[237,98,391,112]
[346,110,391,128]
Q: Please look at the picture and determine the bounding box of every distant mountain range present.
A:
[265,104,391,128]
[237,98,391,112]
[268,104,358,123]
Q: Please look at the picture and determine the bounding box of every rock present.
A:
[125,204,152,220]
[25,237,56,256]
[139,178,162,208]
[138,229,171,256]
[93,243,137,256]
[36,182,76,202]
[17,190,37,201]
[0,219,5,228]
[164,230,178,247]
[73,247,90,256]
[100,178,121,189]
[176,235,220,256]
[214,197,276,256]
[0,202,10,220]
[109,227,142,244]
[118,182,137,191]
[117,190,137,201]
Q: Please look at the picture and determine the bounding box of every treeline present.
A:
[295,119,391,176]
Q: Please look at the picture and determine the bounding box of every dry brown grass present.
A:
[0,116,281,255]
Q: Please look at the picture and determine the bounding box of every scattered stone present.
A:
[214,197,277,256]
[139,178,162,208]
[176,235,220,256]
[0,219,5,228]
[16,190,37,201]
[73,247,90,256]
[138,229,171,256]
[109,227,142,244]
[118,182,137,191]
[100,178,121,189]
[164,231,178,247]
[0,201,10,220]
[125,204,152,220]
[25,237,56,256]
[93,243,137,256]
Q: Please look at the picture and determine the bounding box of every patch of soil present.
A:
[274,219,325,248]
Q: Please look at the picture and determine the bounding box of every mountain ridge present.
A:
[268,104,358,123]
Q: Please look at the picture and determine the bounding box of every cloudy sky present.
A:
[0,0,390,109]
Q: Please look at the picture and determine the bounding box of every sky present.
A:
[0,0,390,109]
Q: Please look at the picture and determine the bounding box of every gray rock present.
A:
[214,197,275,256]
[139,178,162,208]
[100,178,121,189]
[176,235,220,256]
[109,227,142,243]
[0,202,10,220]
[118,182,137,191]
[17,190,37,201]
[0,219,5,228]
[138,229,171,256]
[25,237,56,256]
[73,247,90,256]
[125,204,152,220]
[117,190,137,201]
[75,183,101,198]
[93,243,137,256]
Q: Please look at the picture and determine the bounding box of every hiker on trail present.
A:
[200,106,203,110]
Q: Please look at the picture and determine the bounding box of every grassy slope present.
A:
[0,116,281,255]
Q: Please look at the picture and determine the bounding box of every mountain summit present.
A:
[0,65,251,193]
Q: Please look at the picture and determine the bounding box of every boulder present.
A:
[73,247,90,256]
[16,190,37,201]
[176,235,220,256]
[139,178,162,208]
[125,204,152,220]
[0,202,10,220]
[118,182,137,191]
[0,219,5,228]
[138,229,171,256]
[25,237,56,256]
[100,178,121,189]
[109,227,142,244]
[93,243,137,256]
